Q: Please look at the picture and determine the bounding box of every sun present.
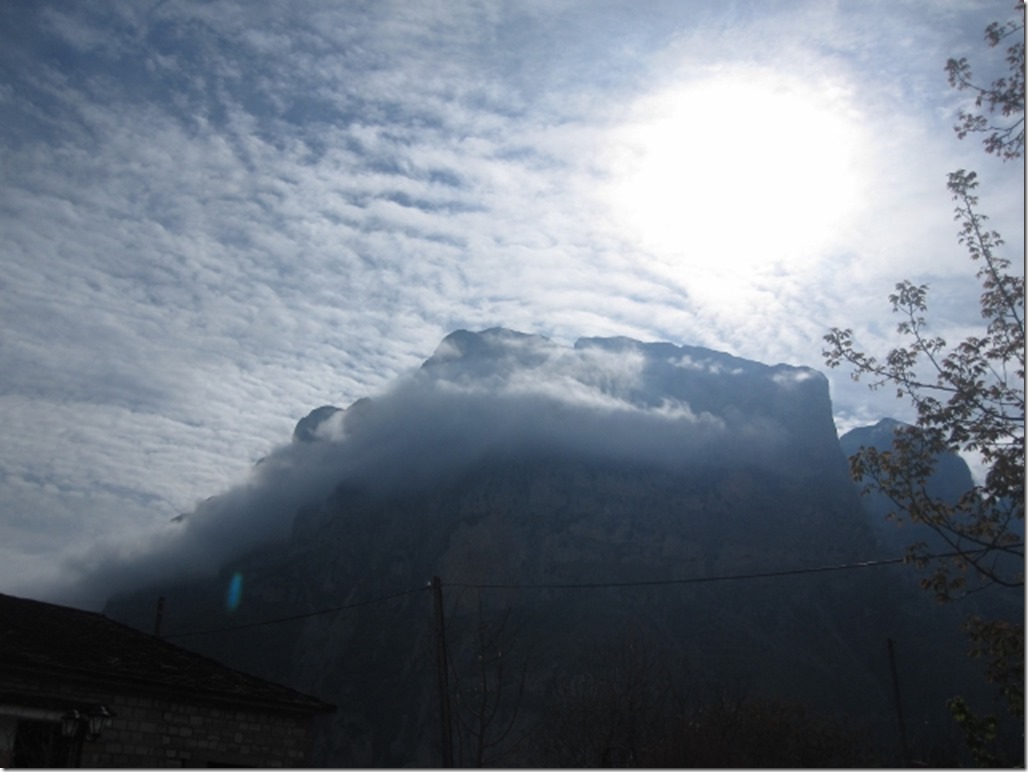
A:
[602,67,868,281]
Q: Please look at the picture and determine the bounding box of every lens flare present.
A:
[226,572,244,612]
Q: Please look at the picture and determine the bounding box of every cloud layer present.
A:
[47,328,843,607]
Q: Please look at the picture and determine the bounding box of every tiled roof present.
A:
[0,593,333,715]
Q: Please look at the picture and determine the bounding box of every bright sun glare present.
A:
[604,68,867,282]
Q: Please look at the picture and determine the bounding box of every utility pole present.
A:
[887,637,911,767]
[153,596,165,638]
[432,576,454,768]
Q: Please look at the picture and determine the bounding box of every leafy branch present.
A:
[945,5,1025,160]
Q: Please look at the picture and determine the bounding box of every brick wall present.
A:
[0,672,318,767]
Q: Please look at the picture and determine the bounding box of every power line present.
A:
[448,545,1020,592]
[163,585,429,640]
[159,549,999,641]
[445,554,918,591]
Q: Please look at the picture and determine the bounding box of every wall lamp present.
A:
[61,705,115,741]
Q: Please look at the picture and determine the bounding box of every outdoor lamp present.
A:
[86,705,114,740]
[61,710,81,738]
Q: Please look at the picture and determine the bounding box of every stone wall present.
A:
[0,671,317,767]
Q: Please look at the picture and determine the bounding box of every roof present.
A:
[0,592,334,715]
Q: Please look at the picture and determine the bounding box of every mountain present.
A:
[103,329,1011,766]
[839,418,977,556]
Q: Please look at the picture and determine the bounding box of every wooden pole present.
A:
[887,637,911,767]
[432,576,454,768]
[153,596,165,638]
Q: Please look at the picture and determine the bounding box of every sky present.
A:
[0,0,1023,607]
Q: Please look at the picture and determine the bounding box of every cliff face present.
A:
[102,330,996,766]
[277,457,885,766]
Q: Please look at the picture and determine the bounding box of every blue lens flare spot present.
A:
[226,572,244,612]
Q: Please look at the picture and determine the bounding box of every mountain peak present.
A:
[415,328,827,418]
[293,405,343,443]
[421,328,553,369]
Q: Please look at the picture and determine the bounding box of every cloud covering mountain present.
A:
[47,329,841,608]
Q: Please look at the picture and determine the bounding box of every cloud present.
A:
[35,328,843,609]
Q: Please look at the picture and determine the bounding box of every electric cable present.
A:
[156,546,1018,640]
[163,585,429,640]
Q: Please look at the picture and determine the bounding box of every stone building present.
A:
[0,592,334,767]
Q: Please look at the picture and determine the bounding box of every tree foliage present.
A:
[533,634,684,767]
[945,3,1025,160]
[649,695,878,768]
[822,5,1025,754]
[823,169,1024,600]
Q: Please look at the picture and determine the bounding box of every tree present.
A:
[822,6,1024,763]
[448,597,532,767]
[648,695,878,768]
[945,4,1024,160]
[531,632,688,767]
[823,169,1024,600]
